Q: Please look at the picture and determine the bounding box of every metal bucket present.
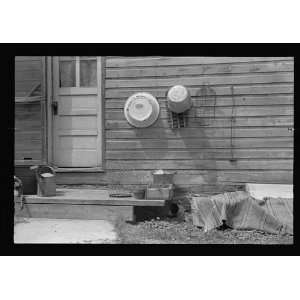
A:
[30,165,56,197]
[167,85,192,114]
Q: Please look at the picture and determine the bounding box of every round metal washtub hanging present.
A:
[124,92,160,128]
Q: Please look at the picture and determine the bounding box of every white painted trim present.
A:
[53,167,104,173]
[96,57,103,167]
[52,56,60,165]
[75,56,80,87]
[59,87,97,95]
[47,56,54,164]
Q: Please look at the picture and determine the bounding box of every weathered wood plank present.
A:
[15,56,42,61]
[106,149,293,160]
[106,159,293,170]
[15,150,42,160]
[15,70,42,81]
[15,102,41,113]
[105,116,294,129]
[15,80,42,97]
[14,203,134,221]
[106,105,293,119]
[106,61,294,78]
[15,134,42,151]
[106,57,293,68]
[106,127,293,139]
[15,131,42,142]
[106,137,293,149]
[174,184,246,195]
[105,95,294,109]
[105,84,294,98]
[15,119,42,131]
[55,170,293,185]
[16,189,165,206]
[106,72,293,88]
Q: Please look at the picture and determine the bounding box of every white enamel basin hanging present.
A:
[124,92,160,128]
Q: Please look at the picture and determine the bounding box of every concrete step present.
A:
[14,188,167,221]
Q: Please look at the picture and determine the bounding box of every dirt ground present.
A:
[114,214,293,244]
[57,185,293,244]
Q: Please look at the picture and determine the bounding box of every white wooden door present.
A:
[52,56,103,168]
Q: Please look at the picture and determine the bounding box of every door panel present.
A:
[56,150,98,167]
[52,56,102,168]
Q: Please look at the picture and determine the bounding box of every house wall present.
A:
[15,56,45,193]
[57,56,294,195]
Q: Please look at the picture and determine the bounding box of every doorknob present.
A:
[52,101,58,115]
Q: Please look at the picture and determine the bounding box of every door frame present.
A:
[46,56,105,172]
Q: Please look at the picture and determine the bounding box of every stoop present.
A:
[14,188,166,222]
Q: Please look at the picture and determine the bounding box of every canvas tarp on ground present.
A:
[191,191,293,235]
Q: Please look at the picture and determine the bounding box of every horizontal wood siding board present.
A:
[15,57,43,97]
[106,138,293,149]
[106,95,294,109]
[15,56,42,61]
[15,101,43,160]
[106,105,293,119]
[106,57,294,68]
[105,84,294,98]
[106,159,293,170]
[106,127,293,139]
[15,70,42,81]
[15,151,42,160]
[106,72,293,88]
[106,61,294,78]
[15,102,41,113]
[15,60,42,71]
[106,149,293,160]
[55,170,293,185]
[105,116,294,129]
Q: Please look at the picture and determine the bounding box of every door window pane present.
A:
[80,59,97,87]
[59,60,75,87]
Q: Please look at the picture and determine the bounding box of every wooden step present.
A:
[16,188,166,206]
[14,202,135,221]
[14,188,167,221]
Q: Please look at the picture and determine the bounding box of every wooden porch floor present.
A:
[14,189,167,221]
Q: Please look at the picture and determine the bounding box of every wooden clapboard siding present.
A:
[106,138,293,149]
[106,128,293,139]
[107,61,294,78]
[106,57,294,67]
[106,95,294,109]
[106,149,293,160]
[106,116,294,129]
[56,170,293,186]
[105,84,294,98]
[106,106,293,119]
[99,56,294,191]
[15,57,45,165]
[106,73,293,89]
[15,57,43,97]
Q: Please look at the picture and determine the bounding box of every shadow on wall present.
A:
[170,85,219,199]
[127,85,229,198]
